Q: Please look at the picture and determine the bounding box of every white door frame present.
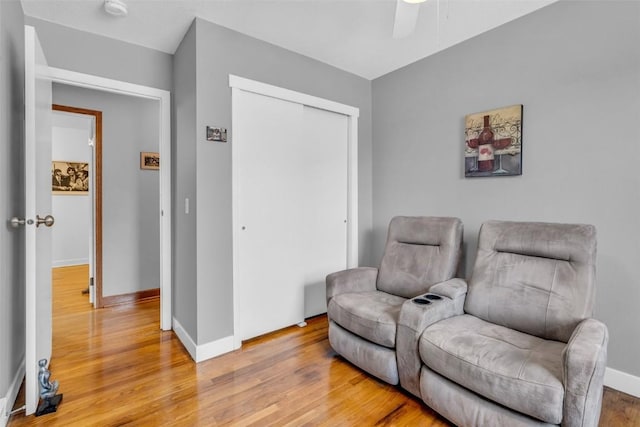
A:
[229,74,359,348]
[47,67,172,331]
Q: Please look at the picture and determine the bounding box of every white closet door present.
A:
[300,105,348,317]
[235,90,348,341]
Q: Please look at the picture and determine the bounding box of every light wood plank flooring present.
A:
[9,265,640,426]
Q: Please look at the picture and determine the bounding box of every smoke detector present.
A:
[104,0,128,17]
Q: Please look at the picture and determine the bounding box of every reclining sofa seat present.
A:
[326,216,463,385]
[417,221,608,427]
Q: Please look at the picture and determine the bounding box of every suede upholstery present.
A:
[326,267,378,303]
[562,318,608,427]
[421,314,565,424]
[328,291,406,347]
[418,220,608,427]
[421,367,556,427]
[464,221,597,342]
[396,278,467,397]
[328,320,399,384]
[378,216,463,298]
[326,216,463,385]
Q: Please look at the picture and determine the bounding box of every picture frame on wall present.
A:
[140,152,160,170]
[52,161,89,195]
[464,104,523,177]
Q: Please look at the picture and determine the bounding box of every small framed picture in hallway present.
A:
[140,152,160,170]
[52,161,89,195]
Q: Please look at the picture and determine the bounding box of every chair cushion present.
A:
[420,315,565,424]
[327,291,406,348]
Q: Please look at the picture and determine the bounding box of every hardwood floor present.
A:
[9,265,640,426]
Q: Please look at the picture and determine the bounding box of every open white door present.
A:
[24,25,54,416]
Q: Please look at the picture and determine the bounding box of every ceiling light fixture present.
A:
[403,0,427,3]
[104,0,128,17]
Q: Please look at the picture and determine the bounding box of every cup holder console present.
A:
[413,293,443,305]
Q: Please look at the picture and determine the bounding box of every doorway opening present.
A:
[51,85,163,309]
[48,66,172,330]
[51,104,102,307]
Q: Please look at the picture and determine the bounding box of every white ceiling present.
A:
[20,0,557,80]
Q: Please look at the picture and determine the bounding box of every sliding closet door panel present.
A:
[236,90,306,340]
[301,105,348,317]
[235,90,348,341]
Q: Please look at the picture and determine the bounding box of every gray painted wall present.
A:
[372,1,640,376]
[24,17,173,92]
[173,23,198,339]
[0,0,25,410]
[171,18,373,345]
[53,84,160,297]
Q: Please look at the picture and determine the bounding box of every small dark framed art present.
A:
[140,152,160,170]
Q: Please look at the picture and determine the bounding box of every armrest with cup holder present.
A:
[396,279,467,397]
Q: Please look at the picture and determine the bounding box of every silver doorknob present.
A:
[9,217,25,228]
[36,214,55,228]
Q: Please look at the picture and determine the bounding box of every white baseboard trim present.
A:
[52,258,90,268]
[0,399,5,427]
[1,357,25,427]
[196,335,235,363]
[605,367,640,398]
[172,317,197,361]
[172,317,235,363]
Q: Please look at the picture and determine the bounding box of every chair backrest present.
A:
[377,216,463,299]
[465,220,597,343]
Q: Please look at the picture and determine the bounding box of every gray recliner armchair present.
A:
[415,221,608,427]
[326,216,463,385]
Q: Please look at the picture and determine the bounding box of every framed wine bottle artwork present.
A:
[464,105,523,178]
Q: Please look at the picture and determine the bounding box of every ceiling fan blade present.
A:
[392,0,421,39]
